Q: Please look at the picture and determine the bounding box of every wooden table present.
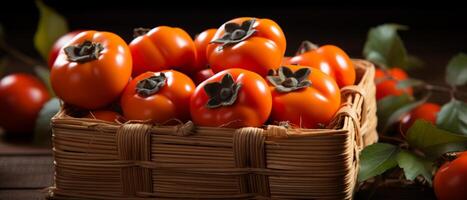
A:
[0,133,437,200]
[0,133,53,200]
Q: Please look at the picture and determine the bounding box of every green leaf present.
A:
[34,97,60,146]
[34,66,55,97]
[377,94,413,132]
[407,120,467,159]
[423,142,467,160]
[363,24,409,69]
[381,95,428,132]
[396,150,433,185]
[396,78,425,89]
[34,0,68,61]
[358,143,399,182]
[445,53,467,86]
[436,99,467,135]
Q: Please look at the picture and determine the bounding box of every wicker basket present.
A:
[48,59,377,200]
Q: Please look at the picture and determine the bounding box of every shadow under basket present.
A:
[47,59,378,200]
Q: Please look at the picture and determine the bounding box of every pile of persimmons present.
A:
[48,17,356,129]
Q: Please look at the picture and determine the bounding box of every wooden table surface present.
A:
[0,135,53,200]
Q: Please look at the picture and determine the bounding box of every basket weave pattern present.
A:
[49,60,377,199]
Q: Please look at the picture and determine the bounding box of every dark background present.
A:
[0,2,464,199]
[1,1,466,86]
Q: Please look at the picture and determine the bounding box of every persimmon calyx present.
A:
[210,18,257,50]
[133,27,150,38]
[267,66,312,92]
[64,40,103,63]
[295,40,319,55]
[203,73,242,108]
[136,73,167,97]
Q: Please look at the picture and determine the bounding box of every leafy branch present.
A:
[361,22,467,188]
[363,24,422,70]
